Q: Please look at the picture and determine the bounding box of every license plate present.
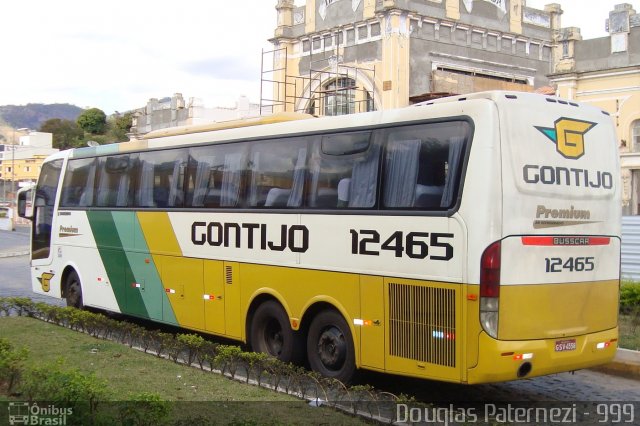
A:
[555,339,577,352]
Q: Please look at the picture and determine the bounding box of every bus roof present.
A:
[140,112,314,140]
[59,91,609,162]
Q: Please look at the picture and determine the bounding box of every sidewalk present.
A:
[592,348,640,380]
[0,226,29,258]
[0,248,29,258]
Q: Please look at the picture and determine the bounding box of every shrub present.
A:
[176,334,205,366]
[214,345,243,378]
[620,281,640,315]
[0,338,29,393]
[20,359,109,413]
[118,392,170,426]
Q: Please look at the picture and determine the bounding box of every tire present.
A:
[65,270,83,309]
[250,301,302,363]
[306,309,356,383]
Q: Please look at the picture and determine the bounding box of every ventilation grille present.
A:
[225,266,233,285]
[389,283,456,367]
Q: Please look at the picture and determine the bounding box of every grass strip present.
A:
[0,316,368,425]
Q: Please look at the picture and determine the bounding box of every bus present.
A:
[18,91,621,384]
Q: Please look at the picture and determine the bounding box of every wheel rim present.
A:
[263,318,284,356]
[316,326,346,371]
[67,281,80,307]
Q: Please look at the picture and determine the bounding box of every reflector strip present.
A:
[431,330,456,340]
[353,319,364,326]
[203,294,215,300]
[165,288,176,294]
[131,283,141,288]
[513,353,533,360]
[521,236,610,246]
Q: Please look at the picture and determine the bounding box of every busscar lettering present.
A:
[523,165,613,189]
[191,221,309,253]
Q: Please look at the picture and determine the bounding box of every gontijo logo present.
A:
[535,118,597,159]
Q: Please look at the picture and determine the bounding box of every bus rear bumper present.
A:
[466,328,618,384]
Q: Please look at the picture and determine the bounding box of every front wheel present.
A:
[65,271,83,309]
[250,300,302,363]
[307,310,356,383]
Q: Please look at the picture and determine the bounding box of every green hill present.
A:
[0,103,84,130]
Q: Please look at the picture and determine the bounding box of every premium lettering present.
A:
[536,205,590,220]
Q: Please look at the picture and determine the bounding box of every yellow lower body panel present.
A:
[467,328,618,384]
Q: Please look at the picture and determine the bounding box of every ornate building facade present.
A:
[267,0,561,115]
[549,3,639,214]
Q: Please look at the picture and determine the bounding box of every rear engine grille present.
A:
[389,283,456,367]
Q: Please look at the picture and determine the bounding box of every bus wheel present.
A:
[65,271,83,309]
[250,301,300,363]
[307,310,355,383]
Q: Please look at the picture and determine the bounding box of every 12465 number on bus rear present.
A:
[545,257,595,273]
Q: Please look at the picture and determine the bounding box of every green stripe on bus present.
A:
[87,210,148,318]
[120,212,178,325]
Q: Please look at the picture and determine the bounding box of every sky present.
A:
[0,0,635,115]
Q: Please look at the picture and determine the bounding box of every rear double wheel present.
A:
[307,310,356,383]
[250,301,302,363]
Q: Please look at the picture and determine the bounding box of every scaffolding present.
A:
[260,46,376,117]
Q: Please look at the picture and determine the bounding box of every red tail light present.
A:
[480,241,501,297]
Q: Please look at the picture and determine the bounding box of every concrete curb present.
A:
[0,249,29,259]
[591,348,640,380]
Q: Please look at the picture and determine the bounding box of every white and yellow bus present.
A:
[18,91,621,384]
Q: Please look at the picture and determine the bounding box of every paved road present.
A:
[0,227,61,305]
[1,228,638,404]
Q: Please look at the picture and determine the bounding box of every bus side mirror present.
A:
[17,188,33,220]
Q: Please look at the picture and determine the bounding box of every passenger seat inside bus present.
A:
[264,188,291,207]
[337,178,350,208]
[414,184,444,208]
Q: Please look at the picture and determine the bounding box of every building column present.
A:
[305,0,316,34]
[273,1,296,113]
[509,0,523,34]
[363,0,376,19]
[445,0,460,20]
[380,10,410,109]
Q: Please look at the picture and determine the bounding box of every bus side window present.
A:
[96,154,135,207]
[220,150,248,207]
[186,144,249,208]
[136,150,187,208]
[186,154,217,208]
[382,122,469,210]
[247,138,308,208]
[308,131,378,209]
[60,158,97,207]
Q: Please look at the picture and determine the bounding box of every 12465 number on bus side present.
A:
[349,229,454,260]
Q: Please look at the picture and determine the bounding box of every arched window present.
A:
[633,119,640,152]
[365,91,375,113]
[324,78,355,116]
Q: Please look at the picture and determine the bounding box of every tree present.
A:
[76,108,107,134]
[39,118,84,150]
[107,112,133,142]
